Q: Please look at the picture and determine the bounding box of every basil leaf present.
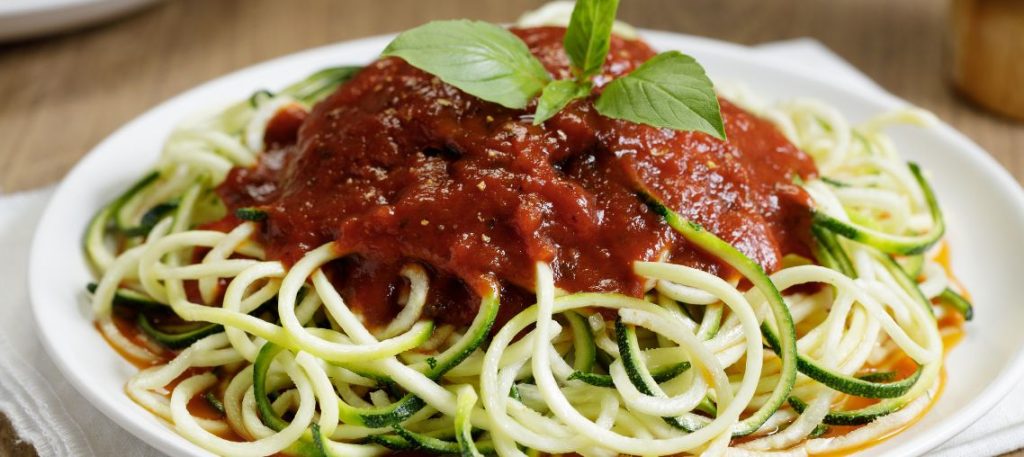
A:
[534,80,591,125]
[595,51,725,139]
[382,20,551,109]
[564,0,620,79]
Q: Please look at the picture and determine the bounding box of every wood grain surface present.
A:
[951,0,1024,120]
[1,0,1021,455]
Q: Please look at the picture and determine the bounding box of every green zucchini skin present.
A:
[857,371,897,383]
[809,423,830,438]
[249,89,275,108]
[762,325,923,399]
[137,313,223,349]
[567,361,691,388]
[122,202,178,237]
[82,62,959,455]
[310,424,328,457]
[83,205,113,273]
[365,433,414,451]
[86,283,162,310]
[284,66,364,105]
[566,370,615,387]
[253,344,330,457]
[812,224,856,278]
[454,386,485,457]
[339,291,500,429]
[422,289,499,379]
[637,191,798,436]
[873,249,936,318]
[339,395,428,429]
[895,254,925,279]
[253,344,291,431]
[83,171,162,271]
[797,202,942,400]
[392,426,462,454]
[812,163,944,256]
[112,171,161,232]
[820,176,850,188]
[564,311,596,372]
[787,396,903,426]
[937,287,974,321]
[366,427,496,455]
[246,66,363,108]
[235,207,268,222]
[359,347,497,456]
[204,391,225,415]
[614,319,705,433]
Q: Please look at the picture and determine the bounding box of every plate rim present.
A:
[28,28,1024,457]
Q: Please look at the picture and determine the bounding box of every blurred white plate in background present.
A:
[0,0,159,42]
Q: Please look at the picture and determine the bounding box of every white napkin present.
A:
[0,187,163,457]
[0,39,1018,457]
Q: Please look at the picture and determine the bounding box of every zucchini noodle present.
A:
[83,62,965,456]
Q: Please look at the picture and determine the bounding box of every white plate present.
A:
[29,30,1024,457]
[0,0,159,42]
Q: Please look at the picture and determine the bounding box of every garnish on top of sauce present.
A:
[217,25,816,328]
[382,0,725,138]
[83,3,968,456]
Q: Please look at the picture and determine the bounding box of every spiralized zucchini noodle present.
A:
[84,40,970,457]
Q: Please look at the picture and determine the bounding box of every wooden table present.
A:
[1,0,1021,455]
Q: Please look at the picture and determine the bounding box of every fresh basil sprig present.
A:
[535,79,591,125]
[564,0,620,79]
[530,0,619,125]
[382,1,725,139]
[596,51,725,139]
[382,20,550,109]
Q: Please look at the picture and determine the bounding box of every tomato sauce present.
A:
[214,26,817,328]
[807,243,967,455]
[108,27,972,452]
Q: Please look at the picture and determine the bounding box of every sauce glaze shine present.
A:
[215,27,817,327]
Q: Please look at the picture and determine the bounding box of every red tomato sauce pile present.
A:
[214,27,818,328]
